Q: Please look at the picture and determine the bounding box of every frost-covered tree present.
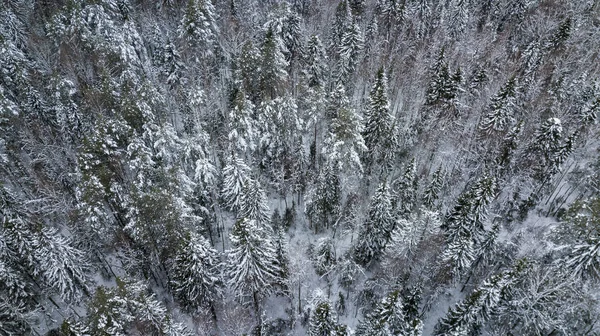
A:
[337,19,363,84]
[479,76,518,135]
[353,183,396,266]
[260,27,289,100]
[312,237,336,276]
[434,260,527,335]
[228,88,256,156]
[323,84,367,174]
[442,174,498,276]
[87,278,191,336]
[178,0,218,56]
[221,153,251,211]
[305,164,341,233]
[238,178,271,225]
[308,299,348,336]
[422,166,444,209]
[356,289,423,336]
[363,68,397,169]
[226,219,281,311]
[392,159,418,216]
[386,208,441,263]
[170,232,222,312]
[304,34,328,88]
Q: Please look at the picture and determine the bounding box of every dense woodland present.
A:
[1,0,600,335]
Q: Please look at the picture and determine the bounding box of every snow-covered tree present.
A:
[392,159,418,216]
[336,19,363,84]
[353,183,396,266]
[311,237,336,276]
[442,174,498,276]
[226,219,281,309]
[221,153,251,211]
[178,0,218,56]
[434,259,527,335]
[422,166,444,209]
[305,164,341,233]
[260,27,289,100]
[238,177,271,225]
[304,35,328,88]
[308,298,348,336]
[363,68,397,169]
[479,76,518,135]
[170,232,222,312]
[386,208,441,263]
[323,84,367,174]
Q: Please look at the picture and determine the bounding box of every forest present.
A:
[1,0,599,335]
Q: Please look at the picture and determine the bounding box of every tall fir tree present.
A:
[353,183,396,266]
[363,67,397,169]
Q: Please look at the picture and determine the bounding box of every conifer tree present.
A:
[179,0,218,56]
[353,183,396,266]
[308,299,348,336]
[423,166,444,209]
[221,153,251,211]
[337,19,364,84]
[442,174,498,276]
[392,159,418,216]
[312,237,336,276]
[228,88,256,156]
[363,68,397,169]
[170,232,222,312]
[434,260,527,335]
[305,164,341,233]
[323,84,367,174]
[304,35,328,89]
[480,77,518,135]
[226,219,281,309]
[238,178,271,225]
[260,27,289,100]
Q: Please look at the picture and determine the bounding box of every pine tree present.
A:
[392,159,418,216]
[305,164,341,233]
[423,166,444,209]
[323,84,367,173]
[260,27,289,100]
[480,76,518,135]
[356,289,423,336]
[87,278,191,336]
[226,219,281,307]
[353,183,396,266]
[228,87,256,155]
[221,153,251,211]
[446,0,470,39]
[238,178,271,225]
[308,299,347,336]
[179,0,218,56]
[386,208,441,263]
[442,174,498,276]
[434,260,527,335]
[337,19,363,84]
[312,237,336,276]
[363,67,397,168]
[304,35,328,89]
[170,232,222,312]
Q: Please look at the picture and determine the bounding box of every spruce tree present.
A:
[260,27,289,100]
[226,219,281,308]
[221,153,251,211]
[480,76,518,135]
[434,260,527,335]
[238,178,271,225]
[423,166,444,209]
[304,35,328,89]
[353,183,396,266]
[170,232,222,312]
[305,164,341,233]
[179,0,218,56]
[363,67,397,169]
